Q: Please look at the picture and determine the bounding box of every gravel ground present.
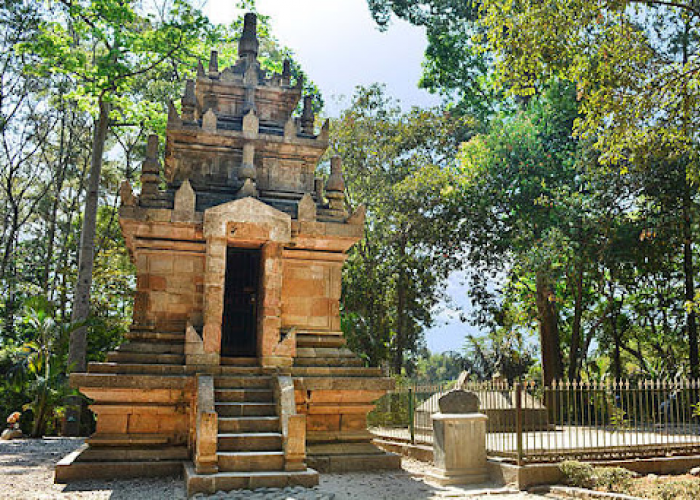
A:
[0,438,546,500]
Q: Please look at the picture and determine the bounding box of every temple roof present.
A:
[134,13,347,223]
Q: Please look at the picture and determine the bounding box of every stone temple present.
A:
[55,14,399,495]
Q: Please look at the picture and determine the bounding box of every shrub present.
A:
[594,466,635,491]
[638,479,700,500]
[559,461,596,489]
[559,461,634,492]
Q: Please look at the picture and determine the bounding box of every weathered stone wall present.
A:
[125,220,206,332]
[281,250,343,332]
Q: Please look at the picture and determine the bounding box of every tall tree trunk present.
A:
[392,236,407,375]
[64,98,109,437]
[68,96,109,373]
[683,179,698,377]
[43,106,68,298]
[568,263,584,380]
[2,203,19,336]
[535,271,563,386]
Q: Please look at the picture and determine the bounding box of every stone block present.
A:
[429,413,489,486]
[340,414,367,431]
[128,413,159,434]
[439,390,480,414]
[307,414,340,432]
[95,414,128,434]
[149,256,174,273]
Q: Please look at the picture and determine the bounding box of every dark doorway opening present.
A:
[221,247,260,357]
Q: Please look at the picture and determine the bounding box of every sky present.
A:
[203,0,440,116]
[203,0,484,353]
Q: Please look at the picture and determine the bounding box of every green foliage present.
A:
[475,0,700,174]
[366,391,411,428]
[636,478,700,500]
[559,461,597,489]
[0,298,76,437]
[411,351,466,383]
[559,461,635,491]
[367,0,497,121]
[330,84,470,372]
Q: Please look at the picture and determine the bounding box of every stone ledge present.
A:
[307,451,401,473]
[184,461,319,496]
[55,447,183,483]
[71,373,191,389]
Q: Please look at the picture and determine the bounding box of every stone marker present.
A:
[438,389,480,414]
[427,390,489,486]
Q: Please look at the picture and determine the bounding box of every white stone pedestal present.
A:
[426,413,489,486]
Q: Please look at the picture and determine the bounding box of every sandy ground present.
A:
[0,438,546,500]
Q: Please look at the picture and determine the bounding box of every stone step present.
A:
[216,402,276,417]
[106,352,185,365]
[215,388,273,402]
[219,365,264,376]
[295,347,356,358]
[293,357,364,367]
[124,331,185,342]
[78,446,189,462]
[86,433,169,447]
[88,362,187,375]
[220,357,258,366]
[217,432,282,452]
[296,333,346,349]
[184,463,318,495]
[116,341,185,355]
[217,451,285,472]
[290,366,383,377]
[218,416,280,433]
[215,376,272,389]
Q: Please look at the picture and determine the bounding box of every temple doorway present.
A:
[221,247,260,357]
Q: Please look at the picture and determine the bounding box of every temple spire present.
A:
[300,95,315,135]
[238,13,259,62]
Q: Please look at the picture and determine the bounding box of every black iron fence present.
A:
[368,379,700,464]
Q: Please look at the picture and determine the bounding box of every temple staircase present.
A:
[185,362,318,495]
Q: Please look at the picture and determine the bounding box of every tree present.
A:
[24,0,209,375]
[448,83,599,384]
[330,84,468,373]
[367,0,496,121]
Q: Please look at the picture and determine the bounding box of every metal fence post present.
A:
[408,386,415,444]
[515,382,524,466]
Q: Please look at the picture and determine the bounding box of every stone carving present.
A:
[326,156,345,193]
[326,156,346,212]
[196,59,205,79]
[173,179,196,222]
[237,178,258,199]
[438,390,480,414]
[181,79,196,121]
[239,13,259,60]
[167,100,182,127]
[242,109,259,137]
[202,109,217,131]
[239,143,256,181]
[347,204,366,226]
[284,117,297,141]
[298,193,317,222]
[318,119,330,142]
[119,180,137,207]
[208,50,219,78]
[281,59,291,86]
[140,135,161,201]
[300,95,314,135]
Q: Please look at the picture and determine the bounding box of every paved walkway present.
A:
[0,438,546,500]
